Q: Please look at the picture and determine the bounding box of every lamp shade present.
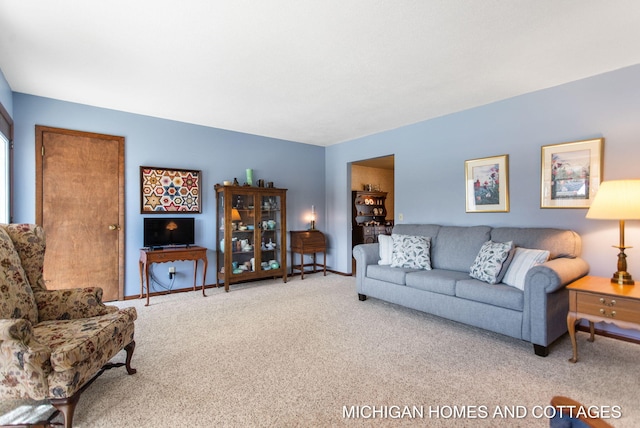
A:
[231,208,241,221]
[586,180,640,220]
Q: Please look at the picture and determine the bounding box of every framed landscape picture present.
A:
[140,166,201,213]
[465,154,509,213]
[540,138,603,209]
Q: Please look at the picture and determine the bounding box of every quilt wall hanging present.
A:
[140,166,201,213]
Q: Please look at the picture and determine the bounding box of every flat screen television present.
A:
[143,217,195,249]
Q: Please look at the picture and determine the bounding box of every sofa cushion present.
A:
[469,240,513,284]
[431,226,492,272]
[0,226,39,324]
[405,269,470,295]
[502,248,550,290]
[367,264,418,285]
[392,224,440,240]
[455,279,524,311]
[377,234,393,265]
[490,227,581,259]
[390,234,432,270]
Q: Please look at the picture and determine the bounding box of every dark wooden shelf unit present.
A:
[352,190,392,246]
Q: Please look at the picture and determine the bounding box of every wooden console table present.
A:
[139,246,208,306]
[290,230,327,279]
[567,275,640,363]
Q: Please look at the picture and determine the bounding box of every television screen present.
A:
[143,217,195,248]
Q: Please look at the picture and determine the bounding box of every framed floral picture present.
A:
[465,154,509,213]
[540,138,603,208]
[140,166,201,213]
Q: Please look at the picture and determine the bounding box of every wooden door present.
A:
[35,126,124,301]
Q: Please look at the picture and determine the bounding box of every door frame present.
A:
[35,126,125,300]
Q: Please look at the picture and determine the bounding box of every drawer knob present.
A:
[600,308,616,318]
[599,297,616,307]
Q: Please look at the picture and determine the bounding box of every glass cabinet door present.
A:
[258,194,281,272]
[230,191,256,274]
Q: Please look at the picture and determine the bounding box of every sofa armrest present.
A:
[352,243,380,294]
[352,243,380,271]
[34,287,117,322]
[0,318,52,400]
[524,257,589,347]
[526,257,590,294]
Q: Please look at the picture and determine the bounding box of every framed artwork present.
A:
[465,154,509,213]
[540,138,603,209]
[140,166,201,213]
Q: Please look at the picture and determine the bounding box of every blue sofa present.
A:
[352,224,589,356]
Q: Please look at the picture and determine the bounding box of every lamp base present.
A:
[612,245,634,285]
[611,271,634,285]
[309,220,315,230]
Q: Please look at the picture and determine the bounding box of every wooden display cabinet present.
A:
[215,185,287,291]
[352,190,391,246]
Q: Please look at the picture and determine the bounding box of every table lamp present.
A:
[309,205,316,230]
[231,208,241,229]
[586,179,640,285]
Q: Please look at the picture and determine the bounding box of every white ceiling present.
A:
[1,1,640,147]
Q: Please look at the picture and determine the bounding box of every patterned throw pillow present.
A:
[378,234,393,265]
[469,240,513,284]
[390,234,432,270]
[502,248,551,290]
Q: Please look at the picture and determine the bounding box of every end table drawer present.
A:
[576,293,640,323]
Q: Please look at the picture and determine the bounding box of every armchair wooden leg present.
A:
[124,340,137,375]
[50,391,80,428]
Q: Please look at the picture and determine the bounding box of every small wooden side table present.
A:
[139,246,208,306]
[567,275,640,363]
[290,230,327,279]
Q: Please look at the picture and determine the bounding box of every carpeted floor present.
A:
[2,273,638,427]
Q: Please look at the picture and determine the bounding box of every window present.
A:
[0,101,12,224]
[0,132,7,223]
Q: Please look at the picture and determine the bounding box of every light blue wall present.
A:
[8,64,640,300]
[326,64,640,279]
[12,93,325,297]
[0,68,12,118]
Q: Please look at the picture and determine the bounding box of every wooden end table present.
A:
[567,275,640,363]
[290,230,327,279]
[139,246,208,306]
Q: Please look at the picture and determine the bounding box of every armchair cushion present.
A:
[34,307,137,372]
[35,287,117,322]
[0,226,38,324]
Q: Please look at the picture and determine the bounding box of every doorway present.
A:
[350,155,395,272]
[35,126,125,301]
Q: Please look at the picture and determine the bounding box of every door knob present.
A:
[109,224,121,231]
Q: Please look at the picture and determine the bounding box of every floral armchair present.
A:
[0,224,137,428]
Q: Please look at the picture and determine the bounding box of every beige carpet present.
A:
[2,273,638,427]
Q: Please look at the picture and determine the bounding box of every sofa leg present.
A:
[533,344,549,357]
[50,390,80,428]
[124,340,137,375]
[358,293,367,301]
